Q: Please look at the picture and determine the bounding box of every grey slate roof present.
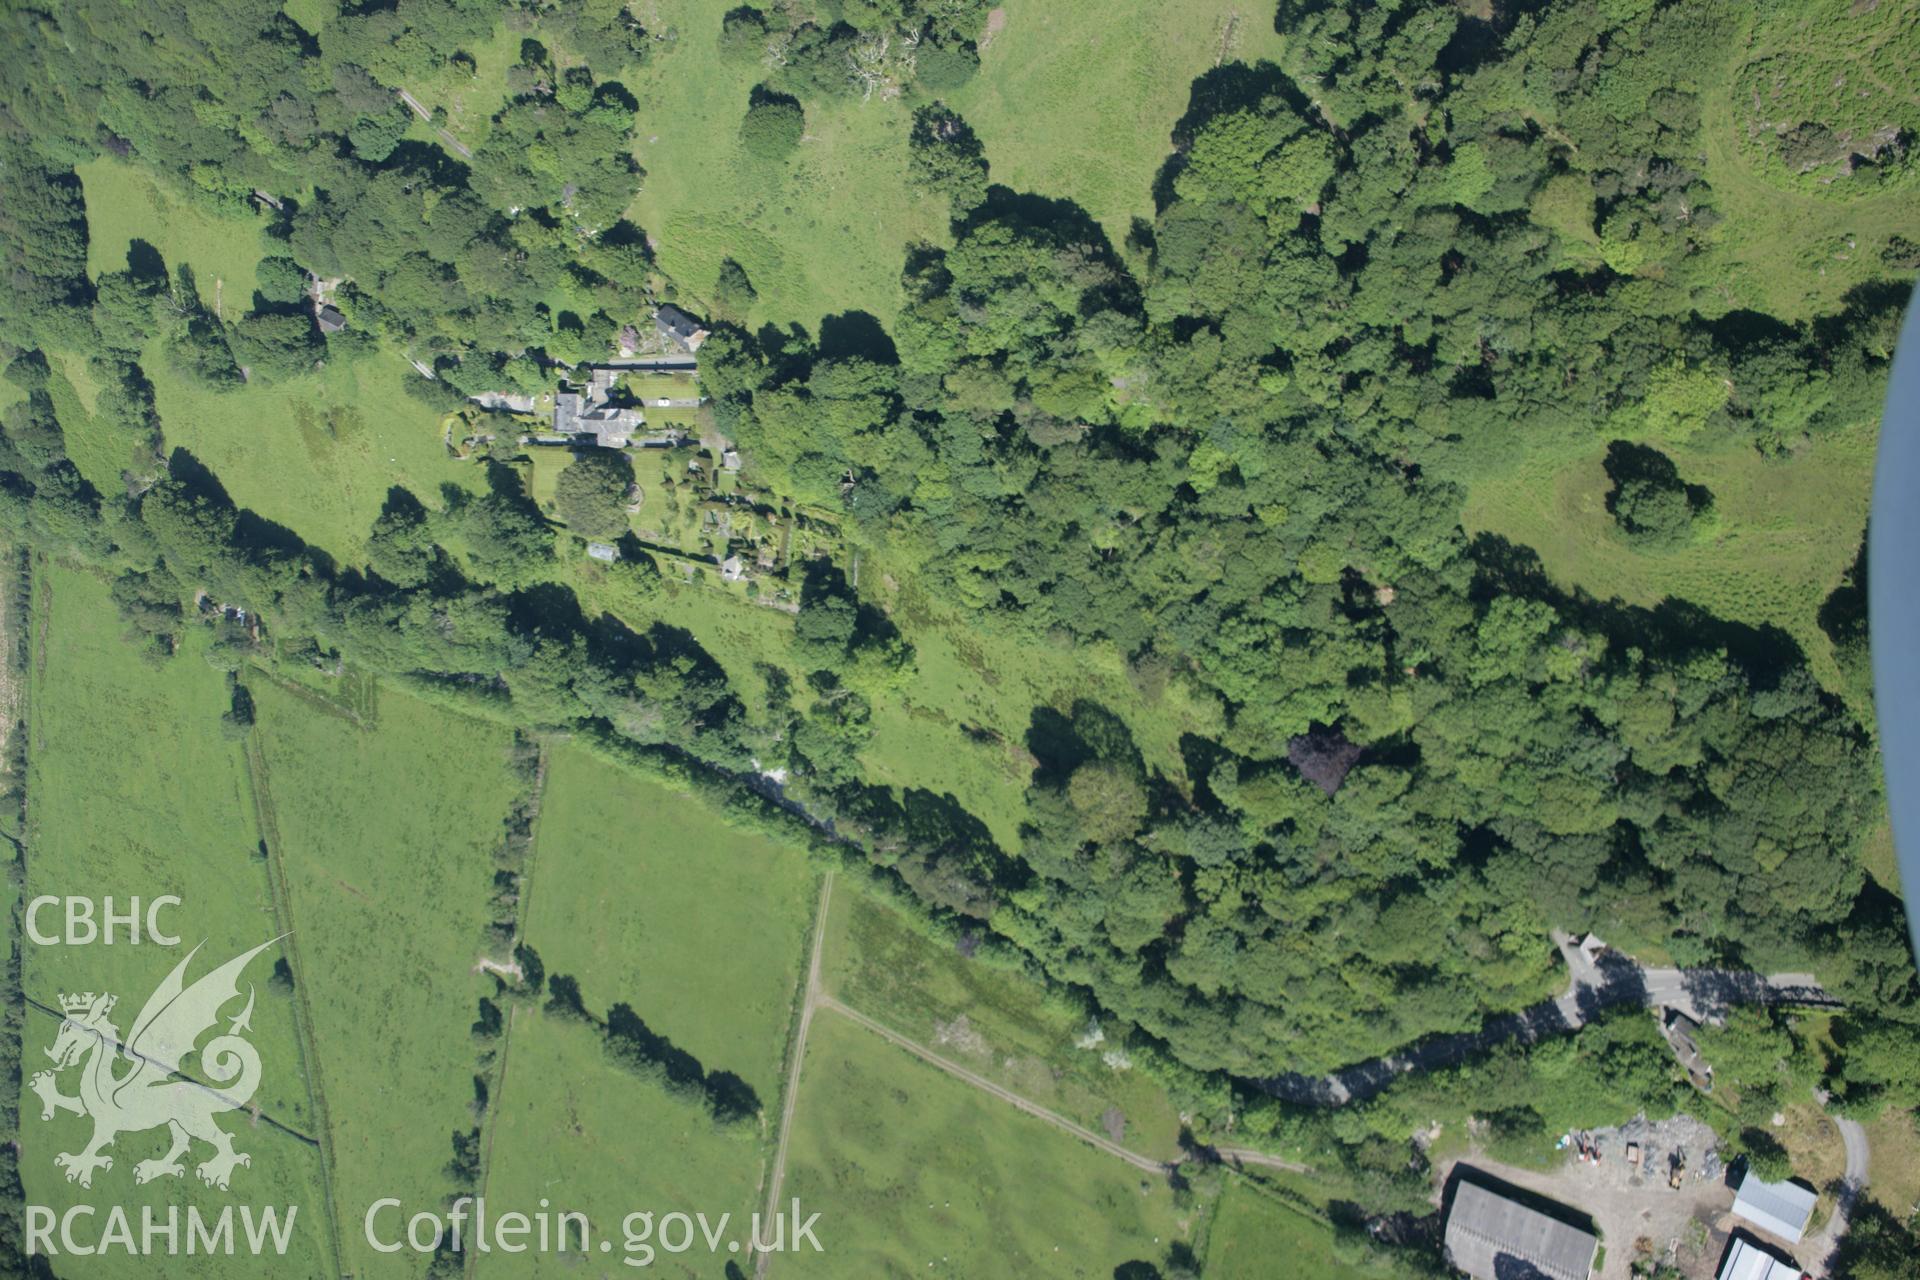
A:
[553,379,643,448]
[654,304,709,352]
[1731,1173,1817,1244]
[1443,1180,1597,1280]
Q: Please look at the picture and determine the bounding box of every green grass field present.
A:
[148,345,484,567]
[77,158,268,310]
[621,0,948,331]
[616,0,1280,329]
[476,740,820,1275]
[76,158,483,566]
[822,886,1187,1162]
[1862,1104,1920,1222]
[777,1013,1194,1278]
[1461,420,1875,698]
[1450,0,1916,703]
[1689,3,1920,322]
[1203,1175,1394,1280]
[250,677,520,1278]
[519,742,817,1104]
[475,1005,766,1279]
[1726,0,1919,200]
[42,355,141,500]
[949,0,1285,251]
[859,545,1227,849]
[19,565,334,1278]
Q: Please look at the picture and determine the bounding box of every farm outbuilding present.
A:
[1443,1178,1597,1280]
[1730,1172,1817,1245]
[1716,1235,1807,1280]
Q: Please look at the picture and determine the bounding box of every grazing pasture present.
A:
[250,677,519,1279]
[19,565,334,1278]
[776,1014,1192,1279]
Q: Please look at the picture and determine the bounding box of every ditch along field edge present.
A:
[241,728,347,1278]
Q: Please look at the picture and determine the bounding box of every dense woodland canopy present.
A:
[1,0,1918,1257]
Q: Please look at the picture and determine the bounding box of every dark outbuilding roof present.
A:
[1443,1180,1597,1280]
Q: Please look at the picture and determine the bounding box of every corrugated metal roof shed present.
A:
[1443,1179,1597,1280]
[1731,1173,1817,1244]
[1716,1236,1805,1280]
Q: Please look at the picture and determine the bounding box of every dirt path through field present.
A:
[819,994,1170,1176]
[755,871,833,1277]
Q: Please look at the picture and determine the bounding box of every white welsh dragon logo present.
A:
[29,938,279,1191]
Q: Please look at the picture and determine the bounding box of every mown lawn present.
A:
[251,677,519,1279]
[778,1013,1194,1278]
[822,886,1187,1162]
[519,741,817,1105]
[20,564,334,1279]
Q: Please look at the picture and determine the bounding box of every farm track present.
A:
[817,994,1171,1177]
[246,662,366,727]
[397,88,474,160]
[755,871,834,1278]
[754,871,1308,1278]
[1261,930,1842,1107]
[1818,1114,1872,1269]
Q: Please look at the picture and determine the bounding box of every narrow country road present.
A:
[1818,1114,1871,1269]
[1264,931,1842,1107]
